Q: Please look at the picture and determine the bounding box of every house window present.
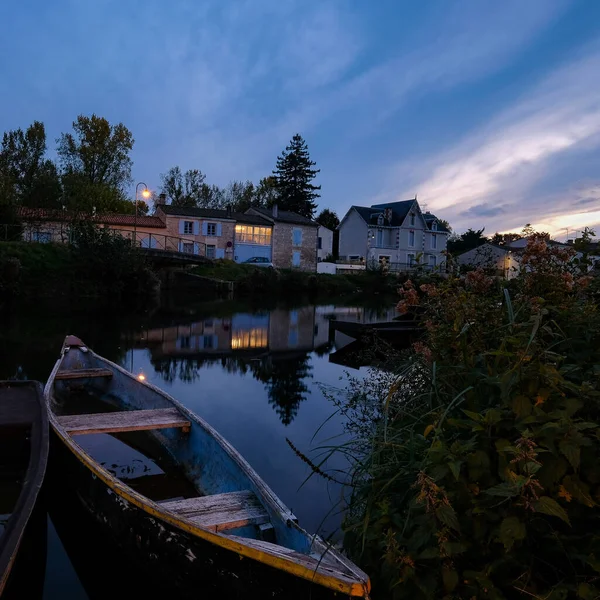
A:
[429,255,437,267]
[33,231,51,243]
[409,230,415,247]
[410,213,415,226]
[183,221,194,235]
[182,242,194,254]
[379,255,391,264]
[431,234,437,249]
[206,244,216,259]
[206,223,217,236]
[377,214,384,226]
[234,225,272,245]
[292,251,301,267]
[202,335,214,349]
[376,229,383,246]
[432,222,438,231]
[293,228,303,246]
[407,253,416,267]
[179,336,191,349]
[349,255,361,261]
[318,237,322,250]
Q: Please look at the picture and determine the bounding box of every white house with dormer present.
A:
[337,199,449,270]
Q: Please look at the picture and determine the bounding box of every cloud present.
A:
[461,204,508,218]
[400,41,600,236]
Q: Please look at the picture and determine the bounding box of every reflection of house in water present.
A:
[134,306,330,360]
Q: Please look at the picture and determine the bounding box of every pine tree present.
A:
[272,134,320,219]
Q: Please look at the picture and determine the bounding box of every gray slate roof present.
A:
[156,204,271,226]
[249,207,317,227]
[351,200,448,232]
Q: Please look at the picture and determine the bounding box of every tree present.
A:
[447,227,487,255]
[0,121,62,209]
[255,176,280,208]
[316,208,340,231]
[57,114,134,193]
[490,232,522,246]
[160,166,228,209]
[223,180,256,212]
[437,218,452,233]
[272,134,320,218]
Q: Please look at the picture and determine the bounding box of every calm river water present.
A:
[0,297,396,599]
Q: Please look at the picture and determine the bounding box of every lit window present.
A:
[231,328,268,349]
[235,224,272,245]
[183,221,193,235]
[409,230,415,247]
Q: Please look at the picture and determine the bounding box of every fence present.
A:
[0,223,208,258]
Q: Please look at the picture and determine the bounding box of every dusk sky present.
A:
[2,0,600,237]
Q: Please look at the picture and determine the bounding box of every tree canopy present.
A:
[272,134,320,219]
[316,208,340,230]
[447,227,487,254]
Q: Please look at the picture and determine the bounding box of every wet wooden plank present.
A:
[57,408,191,435]
[55,368,113,380]
[161,490,270,532]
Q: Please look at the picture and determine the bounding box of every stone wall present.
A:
[162,214,236,258]
[271,222,318,271]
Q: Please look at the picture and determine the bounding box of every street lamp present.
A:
[134,182,150,246]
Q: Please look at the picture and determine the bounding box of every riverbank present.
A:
[188,260,398,298]
[0,239,159,310]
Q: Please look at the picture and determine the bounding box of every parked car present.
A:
[243,257,274,268]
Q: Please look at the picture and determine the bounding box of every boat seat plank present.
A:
[55,368,113,380]
[57,408,191,435]
[160,490,269,532]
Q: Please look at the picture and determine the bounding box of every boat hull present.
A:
[51,431,355,599]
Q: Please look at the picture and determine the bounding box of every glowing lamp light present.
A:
[141,189,151,199]
[137,373,146,381]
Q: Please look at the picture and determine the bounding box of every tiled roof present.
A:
[249,207,317,226]
[17,207,166,228]
[156,204,271,226]
[352,200,415,227]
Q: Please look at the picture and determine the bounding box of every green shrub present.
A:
[329,236,600,599]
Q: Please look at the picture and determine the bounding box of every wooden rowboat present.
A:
[44,335,370,599]
[0,381,49,598]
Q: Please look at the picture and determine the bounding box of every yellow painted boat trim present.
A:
[51,418,370,597]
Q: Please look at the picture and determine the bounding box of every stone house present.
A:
[338,198,449,270]
[155,204,273,261]
[246,206,318,271]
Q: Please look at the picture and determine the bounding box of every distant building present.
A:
[155,204,273,262]
[457,243,520,279]
[246,206,318,272]
[338,199,449,270]
[317,225,333,262]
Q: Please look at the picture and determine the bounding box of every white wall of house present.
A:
[317,226,334,261]
[338,209,368,260]
[458,244,520,278]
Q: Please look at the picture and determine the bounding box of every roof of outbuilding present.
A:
[249,207,317,226]
[17,207,167,228]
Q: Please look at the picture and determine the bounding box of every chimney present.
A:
[158,193,166,205]
[226,204,232,217]
[272,204,278,218]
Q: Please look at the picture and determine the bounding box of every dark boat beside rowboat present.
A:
[0,381,49,598]
[44,335,370,599]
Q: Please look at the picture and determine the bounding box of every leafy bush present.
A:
[331,235,600,599]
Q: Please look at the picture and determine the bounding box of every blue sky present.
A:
[1,0,600,237]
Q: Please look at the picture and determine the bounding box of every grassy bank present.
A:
[0,231,159,309]
[188,260,399,298]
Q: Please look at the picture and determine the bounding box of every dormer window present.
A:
[377,214,384,226]
[432,222,438,231]
[410,213,415,226]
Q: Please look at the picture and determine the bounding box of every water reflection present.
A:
[0,298,398,600]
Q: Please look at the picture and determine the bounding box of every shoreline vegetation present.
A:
[309,233,600,599]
